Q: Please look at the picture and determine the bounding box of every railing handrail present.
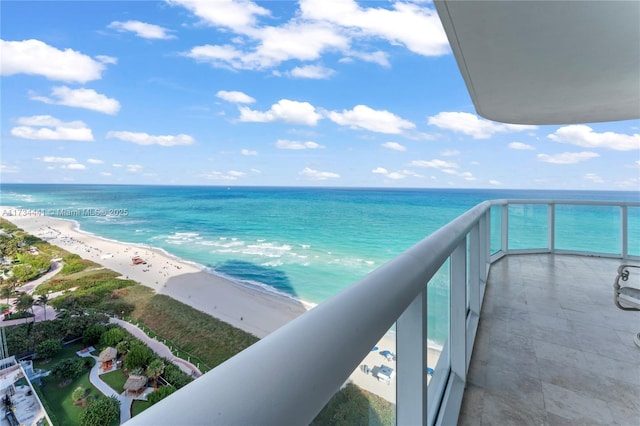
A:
[125,198,637,425]
[490,199,639,207]
[126,201,491,425]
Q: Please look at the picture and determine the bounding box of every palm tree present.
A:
[146,359,165,388]
[0,285,13,307]
[37,294,49,321]
[14,292,35,321]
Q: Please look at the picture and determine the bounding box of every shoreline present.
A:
[1,208,442,403]
[1,208,309,338]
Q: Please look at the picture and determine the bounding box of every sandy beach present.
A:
[2,208,441,402]
[1,210,308,338]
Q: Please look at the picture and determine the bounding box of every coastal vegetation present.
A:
[1,219,395,424]
[312,383,395,426]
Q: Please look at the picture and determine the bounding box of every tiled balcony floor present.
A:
[459,254,640,425]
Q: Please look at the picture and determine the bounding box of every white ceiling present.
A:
[434,0,640,125]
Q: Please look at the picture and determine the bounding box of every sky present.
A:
[1,0,639,190]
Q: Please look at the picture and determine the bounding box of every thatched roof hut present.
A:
[98,347,117,363]
[124,375,148,393]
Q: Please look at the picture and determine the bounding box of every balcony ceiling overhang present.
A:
[434,0,640,125]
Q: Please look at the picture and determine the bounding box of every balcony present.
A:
[126,199,639,425]
[460,254,640,425]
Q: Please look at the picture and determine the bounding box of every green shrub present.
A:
[35,338,62,359]
[83,324,107,345]
[100,327,127,347]
[147,385,176,405]
[80,395,120,426]
[124,341,153,370]
[60,254,96,275]
[161,361,193,389]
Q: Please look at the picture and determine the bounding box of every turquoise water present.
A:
[1,184,638,344]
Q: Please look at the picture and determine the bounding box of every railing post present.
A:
[501,204,509,254]
[397,288,427,425]
[468,223,480,316]
[450,239,467,380]
[621,205,628,259]
[548,203,555,253]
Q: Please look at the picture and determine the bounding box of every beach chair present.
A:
[613,264,640,348]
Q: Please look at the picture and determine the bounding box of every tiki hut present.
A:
[98,347,118,371]
[124,374,148,396]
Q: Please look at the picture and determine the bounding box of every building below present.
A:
[0,356,52,426]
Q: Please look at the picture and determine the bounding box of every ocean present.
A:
[1,184,638,345]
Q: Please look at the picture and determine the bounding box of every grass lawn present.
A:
[101,369,128,393]
[132,400,153,416]
[39,366,98,426]
[119,286,259,369]
[36,342,86,369]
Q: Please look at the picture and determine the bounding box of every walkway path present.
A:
[109,318,202,377]
[1,262,61,327]
[14,261,62,294]
[77,350,133,425]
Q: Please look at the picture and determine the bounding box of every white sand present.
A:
[3,209,443,402]
[2,211,307,338]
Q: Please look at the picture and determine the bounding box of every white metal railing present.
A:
[125,199,638,426]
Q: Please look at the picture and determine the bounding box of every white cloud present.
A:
[39,156,85,170]
[239,99,322,125]
[299,0,449,56]
[548,125,640,151]
[256,22,348,67]
[299,167,340,180]
[184,21,348,70]
[31,86,121,115]
[175,0,446,72]
[0,164,19,174]
[409,159,459,169]
[489,180,502,186]
[275,139,324,150]
[184,44,245,70]
[509,142,536,151]
[374,167,406,180]
[201,170,247,181]
[537,152,599,164]
[288,64,335,79]
[66,163,86,170]
[584,173,604,183]
[382,142,406,152]
[328,105,415,134]
[106,131,195,146]
[126,164,143,172]
[241,149,257,156]
[96,55,118,65]
[428,112,537,139]
[343,50,390,67]
[1,39,106,83]
[108,20,176,39]
[216,90,256,104]
[40,156,77,163]
[11,115,93,141]
[112,164,123,168]
[168,0,270,33]
[100,172,112,176]
[440,150,460,157]
[87,158,104,164]
[401,169,424,178]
